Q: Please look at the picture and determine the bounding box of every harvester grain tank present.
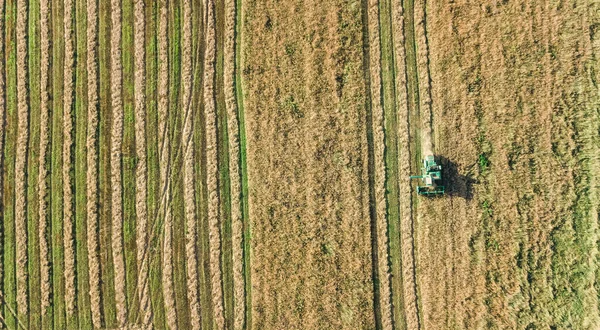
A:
[410,155,445,196]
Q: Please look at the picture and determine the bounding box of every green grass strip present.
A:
[26,0,41,327]
[215,0,234,327]
[121,0,140,324]
[98,0,117,326]
[168,1,190,327]
[75,0,92,326]
[235,0,252,326]
[50,0,66,327]
[145,0,167,327]
[3,1,17,328]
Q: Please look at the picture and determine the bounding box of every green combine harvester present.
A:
[410,155,445,196]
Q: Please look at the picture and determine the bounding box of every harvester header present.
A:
[410,155,445,196]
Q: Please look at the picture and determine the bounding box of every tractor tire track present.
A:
[133,0,153,328]
[86,0,102,326]
[391,0,421,329]
[15,0,29,321]
[158,0,178,327]
[364,0,393,328]
[110,0,128,325]
[38,0,51,319]
[204,0,225,326]
[224,0,245,326]
[63,0,77,318]
[181,0,201,328]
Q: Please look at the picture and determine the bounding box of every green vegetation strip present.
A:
[3,1,17,327]
[122,0,140,323]
[145,0,167,327]
[51,0,66,327]
[235,0,252,325]
[98,0,117,326]
[75,0,92,326]
[215,0,235,327]
[27,0,41,327]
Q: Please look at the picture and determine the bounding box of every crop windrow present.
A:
[158,0,178,327]
[15,0,29,324]
[86,0,102,326]
[224,0,245,326]
[133,0,152,328]
[181,0,201,328]
[366,0,393,327]
[62,0,77,321]
[37,0,51,323]
[204,0,225,326]
[110,0,127,325]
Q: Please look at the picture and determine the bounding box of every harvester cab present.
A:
[410,155,445,196]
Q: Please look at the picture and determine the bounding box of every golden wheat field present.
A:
[0,0,597,329]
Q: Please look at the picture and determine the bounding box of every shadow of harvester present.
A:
[437,156,478,201]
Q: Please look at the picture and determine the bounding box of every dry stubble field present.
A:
[0,0,597,329]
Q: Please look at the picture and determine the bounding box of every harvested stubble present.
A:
[181,0,202,328]
[110,0,127,325]
[158,0,177,327]
[224,0,246,327]
[133,0,152,328]
[204,0,226,327]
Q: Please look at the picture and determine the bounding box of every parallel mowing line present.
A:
[158,0,178,327]
[86,0,102,327]
[367,0,393,328]
[391,0,420,329]
[133,0,152,329]
[15,0,29,321]
[224,0,245,327]
[38,0,51,319]
[110,0,127,325]
[204,0,225,327]
[181,0,202,328]
[63,0,77,318]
